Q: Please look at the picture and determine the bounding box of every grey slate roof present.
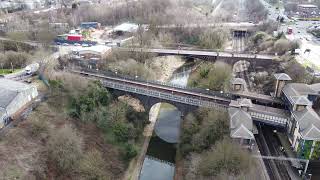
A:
[282,83,316,105]
[0,78,31,109]
[239,98,253,107]
[229,98,253,108]
[293,107,320,140]
[0,78,31,91]
[291,96,312,106]
[231,125,254,139]
[309,83,320,92]
[274,73,292,81]
[283,83,317,97]
[231,78,246,85]
[0,89,18,109]
[228,107,254,139]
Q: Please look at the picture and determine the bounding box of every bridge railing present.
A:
[102,79,229,110]
[75,67,234,99]
[249,111,288,126]
[117,47,276,57]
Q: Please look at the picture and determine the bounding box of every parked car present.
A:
[74,43,81,46]
[82,44,89,47]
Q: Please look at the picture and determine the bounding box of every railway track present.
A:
[256,126,292,180]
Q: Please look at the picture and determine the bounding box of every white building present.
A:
[0,79,38,128]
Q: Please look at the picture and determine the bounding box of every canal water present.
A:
[139,66,191,180]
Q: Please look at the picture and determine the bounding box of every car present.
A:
[298,31,301,33]
[62,43,69,46]
[74,43,81,46]
[82,44,89,47]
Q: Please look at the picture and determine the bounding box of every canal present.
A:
[139,66,191,180]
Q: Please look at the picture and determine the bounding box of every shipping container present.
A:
[67,34,82,41]
[81,22,100,29]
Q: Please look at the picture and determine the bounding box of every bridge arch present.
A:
[110,88,198,116]
[150,103,182,143]
[111,89,189,143]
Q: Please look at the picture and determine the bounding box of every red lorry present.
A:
[67,34,82,41]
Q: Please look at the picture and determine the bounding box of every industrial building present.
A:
[297,4,319,18]
[0,79,38,128]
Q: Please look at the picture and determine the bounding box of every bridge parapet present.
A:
[74,68,233,99]
[249,111,288,127]
[102,80,229,110]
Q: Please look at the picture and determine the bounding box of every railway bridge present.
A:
[71,69,289,128]
[117,48,277,67]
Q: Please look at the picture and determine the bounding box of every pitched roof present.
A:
[0,89,18,109]
[0,79,34,109]
[239,98,253,107]
[274,73,292,81]
[302,124,320,141]
[231,124,254,139]
[309,83,320,92]
[229,98,253,108]
[293,107,320,140]
[231,78,246,85]
[229,107,254,139]
[282,83,316,106]
[283,83,317,97]
[291,96,312,106]
[113,23,138,33]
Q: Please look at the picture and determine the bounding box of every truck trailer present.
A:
[67,34,82,41]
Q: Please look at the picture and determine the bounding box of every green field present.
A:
[0,69,22,75]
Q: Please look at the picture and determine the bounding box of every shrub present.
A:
[29,119,48,137]
[79,149,110,180]
[123,143,138,160]
[47,126,82,174]
[197,138,254,177]
[112,122,129,142]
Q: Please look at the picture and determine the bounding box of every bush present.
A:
[123,143,138,161]
[199,29,229,49]
[274,39,291,55]
[179,109,229,156]
[47,126,82,175]
[29,119,48,137]
[112,122,129,142]
[0,51,30,69]
[197,138,254,177]
[188,62,232,91]
[79,149,109,180]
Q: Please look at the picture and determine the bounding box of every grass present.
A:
[0,69,22,75]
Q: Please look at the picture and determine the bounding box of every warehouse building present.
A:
[0,79,38,128]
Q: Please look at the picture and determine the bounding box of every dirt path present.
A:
[122,56,185,180]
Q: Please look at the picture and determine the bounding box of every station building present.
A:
[0,79,38,128]
[228,73,320,160]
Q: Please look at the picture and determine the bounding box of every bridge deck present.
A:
[71,69,289,127]
[232,91,283,104]
[119,48,275,60]
[249,104,289,127]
